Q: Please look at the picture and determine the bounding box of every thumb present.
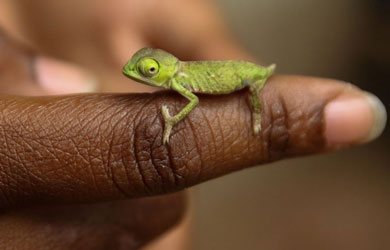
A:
[0,28,98,96]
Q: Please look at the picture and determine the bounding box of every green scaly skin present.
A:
[123,48,275,144]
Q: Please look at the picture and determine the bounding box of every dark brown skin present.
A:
[0,75,347,208]
[0,28,189,250]
[0,0,382,249]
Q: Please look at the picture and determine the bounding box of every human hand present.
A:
[0,1,387,249]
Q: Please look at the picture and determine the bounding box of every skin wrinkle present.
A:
[12,140,40,193]
[173,146,196,175]
[120,119,144,197]
[102,107,127,197]
[0,76,342,207]
[150,124,182,193]
[225,95,252,168]
[214,103,232,168]
[43,126,69,174]
[7,125,47,187]
[94,114,120,195]
[279,96,291,156]
[86,129,116,197]
[119,137,136,197]
[196,107,216,181]
[267,97,290,161]
[260,92,272,162]
[104,119,126,198]
[213,94,254,178]
[149,133,166,193]
[307,105,325,151]
[131,134,148,197]
[0,125,18,176]
[34,107,67,138]
[237,93,251,158]
[225,100,241,153]
[163,100,195,188]
[152,151,177,192]
[175,120,204,186]
[215,105,226,165]
[165,135,180,189]
[76,105,111,136]
[184,110,203,184]
[71,135,101,197]
[136,115,165,193]
[146,120,169,190]
[107,108,134,198]
[234,97,251,153]
[51,139,91,192]
[133,112,155,195]
[204,109,218,158]
[103,99,136,196]
[141,104,178,192]
[146,101,177,190]
[6,97,88,203]
[131,99,153,195]
[171,146,190,188]
[122,105,152,197]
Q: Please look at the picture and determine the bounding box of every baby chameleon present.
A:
[123,48,275,144]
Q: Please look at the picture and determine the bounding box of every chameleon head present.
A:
[122,48,180,88]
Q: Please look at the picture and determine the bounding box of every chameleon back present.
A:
[174,61,271,94]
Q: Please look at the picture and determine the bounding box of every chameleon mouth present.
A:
[122,67,160,87]
[122,63,134,75]
[122,69,141,82]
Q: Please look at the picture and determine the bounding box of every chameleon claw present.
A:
[252,113,262,134]
[253,123,261,134]
[163,123,173,144]
[161,105,172,121]
[161,105,174,144]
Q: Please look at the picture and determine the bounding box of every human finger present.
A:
[0,75,386,208]
[0,193,186,250]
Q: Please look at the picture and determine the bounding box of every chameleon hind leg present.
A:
[248,78,267,134]
[248,64,275,133]
[161,80,199,144]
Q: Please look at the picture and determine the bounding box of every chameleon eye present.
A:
[137,58,159,77]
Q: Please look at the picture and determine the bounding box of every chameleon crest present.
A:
[123,47,275,144]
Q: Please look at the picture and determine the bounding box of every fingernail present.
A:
[325,92,387,146]
[35,57,98,94]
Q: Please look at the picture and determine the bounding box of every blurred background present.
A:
[0,0,388,249]
[193,0,389,249]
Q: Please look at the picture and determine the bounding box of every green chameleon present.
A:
[123,48,275,144]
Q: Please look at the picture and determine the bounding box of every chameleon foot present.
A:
[252,113,262,134]
[161,105,175,144]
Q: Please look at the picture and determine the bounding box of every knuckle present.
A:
[263,94,326,161]
[110,96,186,196]
[263,97,290,161]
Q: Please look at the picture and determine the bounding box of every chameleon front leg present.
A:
[161,80,199,144]
[248,79,267,134]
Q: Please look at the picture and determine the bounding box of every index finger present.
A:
[0,75,386,208]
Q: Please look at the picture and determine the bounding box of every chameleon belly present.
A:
[174,61,268,94]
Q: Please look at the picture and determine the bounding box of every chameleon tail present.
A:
[266,64,276,77]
